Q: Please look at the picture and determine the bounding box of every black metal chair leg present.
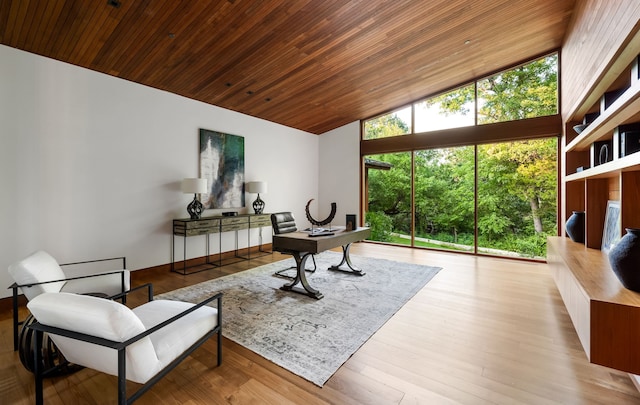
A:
[34,330,43,405]
[13,286,19,351]
[118,348,126,405]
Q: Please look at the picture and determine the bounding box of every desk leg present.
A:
[329,243,365,276]
[280,252,324,299]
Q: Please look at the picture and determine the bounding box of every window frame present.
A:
[359,51,562,261]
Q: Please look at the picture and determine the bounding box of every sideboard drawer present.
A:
[220,217,247,226]
[250,215,271,228]
[182,227,216,236]
[173,218,219,236]
[188,219,219,229]
[219,216,247,232]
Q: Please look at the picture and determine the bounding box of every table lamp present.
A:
[182,178,208,219]
[246,181,267,214]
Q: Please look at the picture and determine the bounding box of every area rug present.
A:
[156,251,441,386]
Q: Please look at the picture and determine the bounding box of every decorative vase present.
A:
[608,228,640,291]
[565,211,585,243]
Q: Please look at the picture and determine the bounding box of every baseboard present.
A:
[0,294,26,315]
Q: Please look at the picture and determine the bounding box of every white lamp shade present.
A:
[246,181,267,194]
[182,178,208,194]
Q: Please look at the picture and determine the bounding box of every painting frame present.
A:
[602,200,621,253]
[199,129,245,210]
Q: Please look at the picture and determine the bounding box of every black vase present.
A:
[609,228,640,291]
[565,211,585,243]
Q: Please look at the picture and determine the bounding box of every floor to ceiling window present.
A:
[413,146,475,252]
[476,138,557,258]
[361,53,559,260]
[365,152,412,246]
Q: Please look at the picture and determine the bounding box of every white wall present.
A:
[318,121,361,227]
[0,45,327,298]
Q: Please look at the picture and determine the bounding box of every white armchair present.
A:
[27,291,222,405]
[8,250,130,352]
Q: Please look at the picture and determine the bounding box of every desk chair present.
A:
[270,212,316,278]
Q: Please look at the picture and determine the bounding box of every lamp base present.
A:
[253,194,265,214]
[187,195,203,219]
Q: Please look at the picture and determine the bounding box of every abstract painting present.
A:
[199,129,245,209]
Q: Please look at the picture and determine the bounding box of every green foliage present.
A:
[368,152,412,220]
[363,113,409,140]
[479,233,551,258]
[365,211,393,242]
[478,55,558,123]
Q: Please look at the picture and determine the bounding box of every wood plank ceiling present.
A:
[0,0,575,134]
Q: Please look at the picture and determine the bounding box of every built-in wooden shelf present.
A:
[547,236,640,374]
[566,81,640,152]
[565,150,640,181]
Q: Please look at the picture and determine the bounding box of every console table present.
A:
[272,227,371,299]
[172,213,271,274]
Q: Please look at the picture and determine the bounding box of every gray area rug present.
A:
[157,251,441,386]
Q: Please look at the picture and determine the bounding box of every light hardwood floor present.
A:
[2,243,640,404]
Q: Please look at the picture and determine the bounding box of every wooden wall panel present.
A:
[622,171,640,229]
[561,0,640,121]
[585,178,609,249]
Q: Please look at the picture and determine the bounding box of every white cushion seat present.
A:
[27,292,219,385]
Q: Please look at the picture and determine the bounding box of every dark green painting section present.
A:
[199,129,245,209]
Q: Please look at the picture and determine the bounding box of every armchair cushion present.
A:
[27,292,157,383]
[8,250,67,300]
[8,250,130,300]
[27,292,219,384]
[133,300,218,365]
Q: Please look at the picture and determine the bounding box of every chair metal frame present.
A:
[9,256,128,351]
[29,286,222,405]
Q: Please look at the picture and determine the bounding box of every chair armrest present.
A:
[27,292,223,350]
[60,256,126,270]
[8,269,128,289]
[28,320,124,350]
[126,292,223,346]
[108,283,154,302]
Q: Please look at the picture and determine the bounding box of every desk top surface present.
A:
[272,227,370,254]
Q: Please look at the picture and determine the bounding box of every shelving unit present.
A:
[549,26,640,381]
[563,54,640,249]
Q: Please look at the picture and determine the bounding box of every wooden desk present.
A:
[272,227,371,299]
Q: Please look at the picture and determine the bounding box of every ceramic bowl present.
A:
[573,124,588,134]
